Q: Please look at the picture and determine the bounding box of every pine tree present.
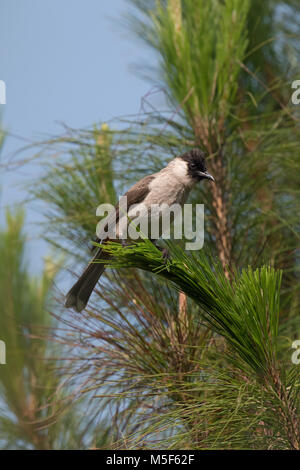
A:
[26,1,300,449]
[0,209,115,449]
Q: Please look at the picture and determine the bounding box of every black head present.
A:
[180,149,214,182]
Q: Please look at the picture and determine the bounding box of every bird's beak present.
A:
[197,171,215,182]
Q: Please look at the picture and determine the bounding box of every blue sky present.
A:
[0,0,157,272]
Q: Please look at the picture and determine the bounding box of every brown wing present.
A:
[92,174,155,247]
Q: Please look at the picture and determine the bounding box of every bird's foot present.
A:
[121,239,136,249]
[150,240,170,264]
[161,247,170,264]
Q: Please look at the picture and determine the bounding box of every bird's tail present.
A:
[65,247,111,312]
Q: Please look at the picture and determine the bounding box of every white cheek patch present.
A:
[172,158,188,179]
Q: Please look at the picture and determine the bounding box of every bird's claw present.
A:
[161,247,170,264]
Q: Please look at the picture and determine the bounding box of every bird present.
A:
[65,148,214,312]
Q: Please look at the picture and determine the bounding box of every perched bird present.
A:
[65,148,214,312]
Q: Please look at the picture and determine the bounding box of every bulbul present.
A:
[65,148,214,312]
